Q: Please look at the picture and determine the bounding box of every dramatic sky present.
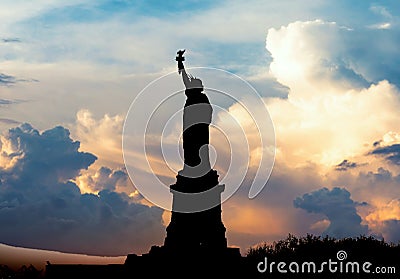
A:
[1,0,400,266]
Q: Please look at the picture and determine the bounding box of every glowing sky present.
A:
[1,0,400,264]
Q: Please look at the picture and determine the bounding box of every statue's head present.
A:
[188,75,204,91]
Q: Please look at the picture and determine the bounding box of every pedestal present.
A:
[164,169,227,251]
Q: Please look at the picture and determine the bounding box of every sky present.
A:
[1,0,400,267]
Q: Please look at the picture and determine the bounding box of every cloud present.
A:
[371,144,400,165]
[73,109,124,168]
[368,4,397,30]
[76,166,128,192]
[0,0,88,28]
[0,100,24,127]
[382,220,400,243]
[266,18,400,88]
[265,20,400,168]
[1,38,21,43]
[0,123,164,256]
[370,5,393,19]
[366,199,400,223]
[1,123,97,179]
[0,73,38,86]
[0,99,18,105]
[0,73,16,86]
[368,22,391,30]
[294,187,368,238]
[365,199,400,243]
[310,219,330,232]
[335,159,361,171]
[363,167,393,182]
[0,118,21,125]
[267,20,370,92]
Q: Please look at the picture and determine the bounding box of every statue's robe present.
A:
[182,88,212,171]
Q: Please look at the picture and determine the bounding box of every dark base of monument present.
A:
[125,245,243,276]
[121,167,241,277]
[165,169,228,250]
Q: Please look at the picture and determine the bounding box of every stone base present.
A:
[165,169,227,250]
[125,245,243,276]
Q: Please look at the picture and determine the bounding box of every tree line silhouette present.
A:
[246,234,400,278]
[0,264,43,279]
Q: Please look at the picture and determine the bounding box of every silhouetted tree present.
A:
[246,234,399,278]
[0,264,43,279]
[16,265,42,279]
[1,264,15,279]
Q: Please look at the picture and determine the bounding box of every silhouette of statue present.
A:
[176,49,212,177]
[163,50,228,252]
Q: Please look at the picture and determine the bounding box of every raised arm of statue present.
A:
[181,68,191,89]
[176,49,203,91]
[176,49,190,88]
